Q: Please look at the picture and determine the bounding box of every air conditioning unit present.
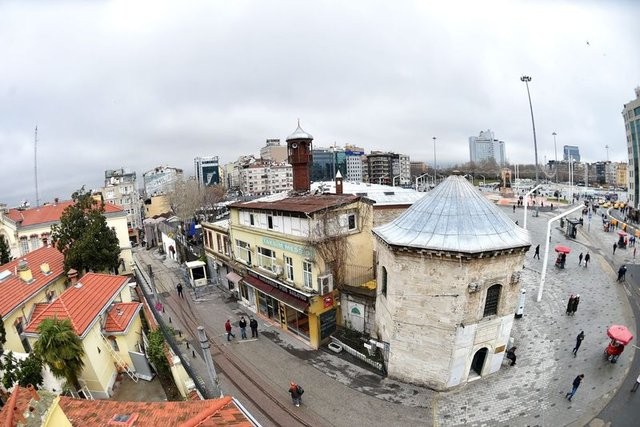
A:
[317,274,334,295]
[273,265,284,276]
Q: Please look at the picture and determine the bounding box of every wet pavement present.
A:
[134,201,635,427]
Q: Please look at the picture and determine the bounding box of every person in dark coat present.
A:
[288,381,303,407]
[572,331,584,357]
[617,265,627,282]
[570,295,580,315]
[566,295,576,315]
[249,317,259,338]
[506,346,517,366]
[578,253,583,266]
[584,252,591,267]
[613,242,618,254]
[238,316,247,339]
[565,374,584,401]
[176,282,184,299]
[534,244,540,260]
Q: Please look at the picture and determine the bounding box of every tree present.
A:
[0,313,6,369]
[147,329,169,374]
[16,353,44,389]
[34,318,85,391]
[0,235,11,265]
[1,351,18,389]
[51,187,121,275]
[1,352,43,390]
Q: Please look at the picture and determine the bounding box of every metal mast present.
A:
[34,126,40,207]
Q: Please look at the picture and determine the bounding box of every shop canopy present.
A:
[607,325,633,345]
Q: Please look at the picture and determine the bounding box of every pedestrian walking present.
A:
[513,205,516,213]
[176,282,184,299]
[239,316,247,339]
[566,295,576,315]
[613,242,617,254]
[288,381,304,407]
[534,244,540,260]
[572,331,584,357]
[617,265,627,282]
[635,247,637,259]
[249,317,258,338]
[632,374,640,392]
[570,295,580,315]
[584,252,590,267]
[565,374,585,401]
[578,253,583,266]
[505,346,517,366]
[225,319,235,341]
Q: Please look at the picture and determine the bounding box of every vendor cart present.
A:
[604,325,633,363]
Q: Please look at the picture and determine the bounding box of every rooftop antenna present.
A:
[34,126,40,207]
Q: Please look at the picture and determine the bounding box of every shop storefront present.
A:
[239,270,339,349]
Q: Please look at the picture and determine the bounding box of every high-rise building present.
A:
[623,87,640,208]
[563,145,581,162]
[469,130,505,166]
[143,166,183,196]
[100,169,142,240]
[194,156,220,187]
[345,148,365,182]
[260,139,288,163]
[364,151,411,186]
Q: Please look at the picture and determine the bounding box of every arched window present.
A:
[483,284,501,317]
[381,266,388,297]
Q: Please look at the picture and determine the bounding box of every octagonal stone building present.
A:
[373,175,530,390]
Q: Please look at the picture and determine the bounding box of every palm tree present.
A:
[34,318,85,391]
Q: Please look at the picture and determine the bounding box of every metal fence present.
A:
[133,259,216,398]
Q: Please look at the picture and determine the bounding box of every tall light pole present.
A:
[521,75,539,216]
[605,144,609,162]
[433,137,437,184]
[552,132,558,184]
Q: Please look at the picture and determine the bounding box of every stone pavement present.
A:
[134,202,635,427]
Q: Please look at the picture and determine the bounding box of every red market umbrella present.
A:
[607,325,634,345]
[618,230,628,237]
[554,245,571,254]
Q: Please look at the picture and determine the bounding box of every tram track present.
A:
[133,250,316,427]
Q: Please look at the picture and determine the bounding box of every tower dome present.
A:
[286,120,313,141]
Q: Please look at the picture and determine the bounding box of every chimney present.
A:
[286,121,314,193]
[17,260,33,283]
[335,170,343,195]
[67,269,79,286]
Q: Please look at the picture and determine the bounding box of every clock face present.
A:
[291,143,298,149]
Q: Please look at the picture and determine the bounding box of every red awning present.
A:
[243,275,310,312]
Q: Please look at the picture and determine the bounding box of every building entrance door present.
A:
[470,347,488,376]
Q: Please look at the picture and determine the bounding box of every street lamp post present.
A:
[552,132,558,184]
[478,174,485,186]
[521,75,540,216]
[378,174,389,185]
[433,137,437,184]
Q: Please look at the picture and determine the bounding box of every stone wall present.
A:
[374,242,526,390]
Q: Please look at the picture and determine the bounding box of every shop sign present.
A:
[323,294,334,308]
[262,237,314,257]
[247,270,309,302]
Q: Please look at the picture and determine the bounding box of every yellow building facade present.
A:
[204,193,374,349]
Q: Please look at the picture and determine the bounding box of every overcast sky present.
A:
[1,0,639,207]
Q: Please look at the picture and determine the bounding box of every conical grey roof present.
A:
[373,175,530,253]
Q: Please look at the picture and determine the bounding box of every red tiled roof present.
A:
[104,302,142,333]
[7,200,124,227]
[230,194,361,214]
[25,273,129,337]
[0,386,38,426]
[0,246,65,319]
[57,395,253,426]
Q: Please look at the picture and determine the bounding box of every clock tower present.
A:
[286,120,313,192]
